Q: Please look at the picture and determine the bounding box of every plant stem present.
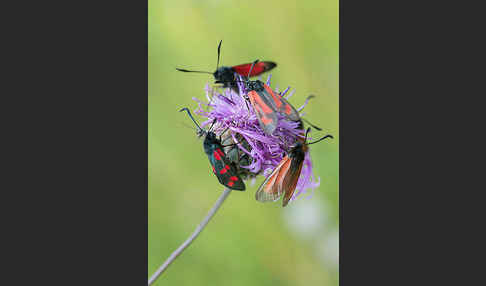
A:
[148,188,232,285]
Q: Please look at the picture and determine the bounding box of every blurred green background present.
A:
[149,0,338,285]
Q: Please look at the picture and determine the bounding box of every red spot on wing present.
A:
[232,63,265,77]
[227,181,235,187]
[284,104,292,115]
[213,150,221,161]
[264,84,282,108]
[230,176,238,181]
[249,91,273,114]
[212,165,216,174]
[261,115,273,125]
[232,62,276,77]
[217,149,225,157]
[220,166,229,174]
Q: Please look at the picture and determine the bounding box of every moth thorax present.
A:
[213,67,235,84]
[302,143,309,153]
[247,80,264,91]
[202,131,218,151]
[289,142,307,159]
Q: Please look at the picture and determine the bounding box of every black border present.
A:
[3,1,148,284]
[340,0,477,284]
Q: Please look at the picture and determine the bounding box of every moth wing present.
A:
[278,96,301,121]
[262,84,300,121]
[248,90,278,135]
[232,61,276,77]
[210,147,245,191]
[281,159,305,207]
[255,156,292,203]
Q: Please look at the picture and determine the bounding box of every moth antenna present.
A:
[224,80,246,84]
[216,40,222,70]
[176,68,212,74]
[301,117,322,131]
[208,118,217,132]
[308,134,334,145]
[219,126,230,139]
[179,108,203,131]
[304,127,312,142]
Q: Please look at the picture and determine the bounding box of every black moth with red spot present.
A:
[255,128,333,207]
[176,40,276,91]
[180,108,245,191]
[213,61,276,91]
[242,60,301,135]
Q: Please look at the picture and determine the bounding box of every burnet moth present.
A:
[255,128,333,207]
[241,60,301,135]
[176,40,277,91]
[180,107,246,191]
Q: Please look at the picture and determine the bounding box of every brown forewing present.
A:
[255,156,291,202]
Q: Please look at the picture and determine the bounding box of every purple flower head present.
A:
[192,74,321,204]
